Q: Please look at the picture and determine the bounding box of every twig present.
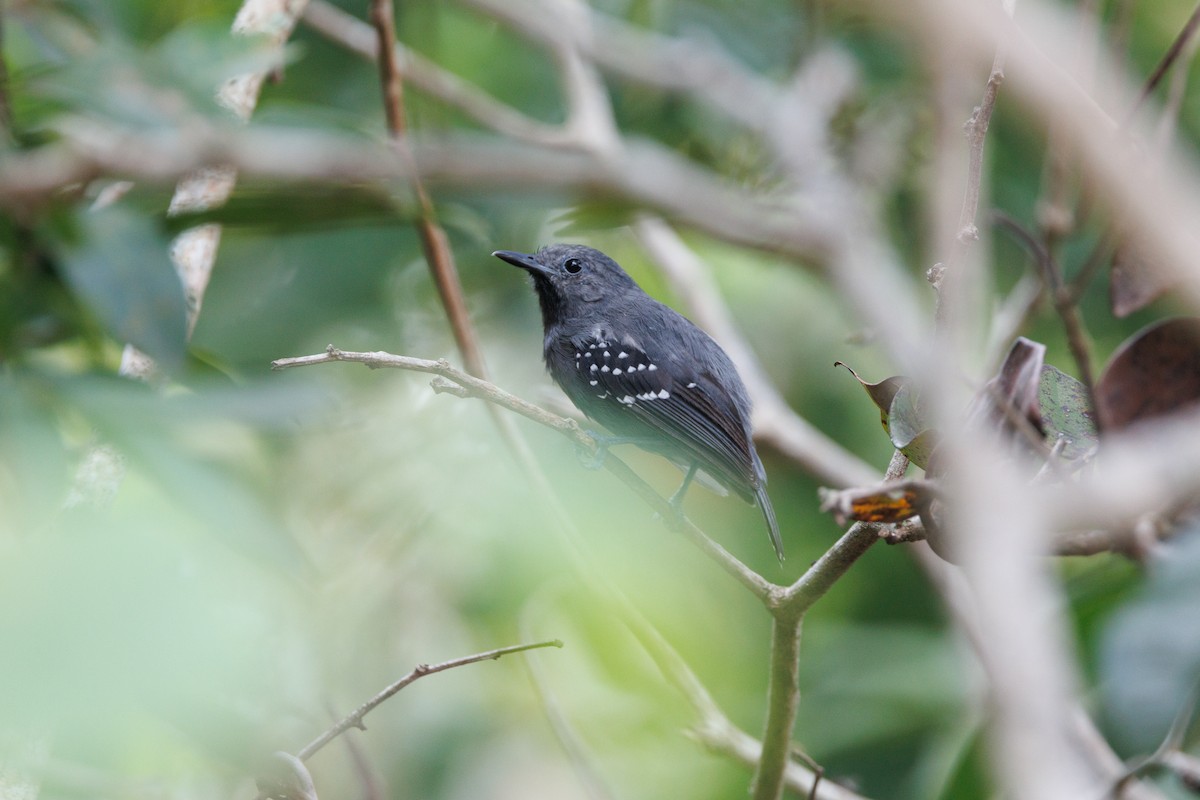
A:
[294,639,563,762]
[778,451,910,611]
[992,212,1098,421]
[368,0,489,381]
[959,35,1009,242]
[1128,0,1200,119]
[272,346,775,599]
[933,0,1016,342]
[1153,10,1200,153]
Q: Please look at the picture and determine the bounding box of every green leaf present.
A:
[165,185,406,235]
[1037,364,1098,461]
[888,383,938,469]
[57,207,188,372]
[1101,529,1200,752]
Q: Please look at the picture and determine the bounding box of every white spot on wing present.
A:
[601,365,610,373]
[637,364,646,371]
[687,382,697,388]
[589,380,598,386]
[658,389,670,399]
[648,364,658,371]
[612,368,622,375]
[618,351,628,359]
[618,395,635,405]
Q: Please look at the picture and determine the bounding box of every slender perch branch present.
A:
[272,346,774,600]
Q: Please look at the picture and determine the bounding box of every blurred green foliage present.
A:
[1,0,1197,798]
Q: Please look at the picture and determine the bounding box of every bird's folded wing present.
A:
[571,332,758,491]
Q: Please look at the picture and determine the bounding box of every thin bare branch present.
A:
[369,0,489,381]
[992,212,1098,418]
[959,13,1010,241]
[293,639,562,762]
[1129,1,1200,119]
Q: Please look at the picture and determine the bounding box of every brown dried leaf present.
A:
[818,481,936,525]
[845,487,921,524]
[1096,317,1200,431]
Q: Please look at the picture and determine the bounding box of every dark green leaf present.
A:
[1038,364,1098,460]
[1101,529,1200,752]
[888,383,938,469]
[57,207,188,372]
[165,185,406,235]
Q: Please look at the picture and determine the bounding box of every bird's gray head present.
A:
[493,244,639,327]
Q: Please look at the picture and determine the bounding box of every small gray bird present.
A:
[495,244,783,561]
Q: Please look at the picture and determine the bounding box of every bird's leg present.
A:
[667,461,699,521]
[576,431,658,470]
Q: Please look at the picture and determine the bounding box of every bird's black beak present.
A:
[492,250,549,276]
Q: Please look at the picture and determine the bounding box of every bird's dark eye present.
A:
[563,258,582,274]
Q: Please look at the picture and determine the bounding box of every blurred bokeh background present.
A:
[2,0,1198,798]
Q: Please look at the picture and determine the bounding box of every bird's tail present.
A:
[756,484,784,562]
